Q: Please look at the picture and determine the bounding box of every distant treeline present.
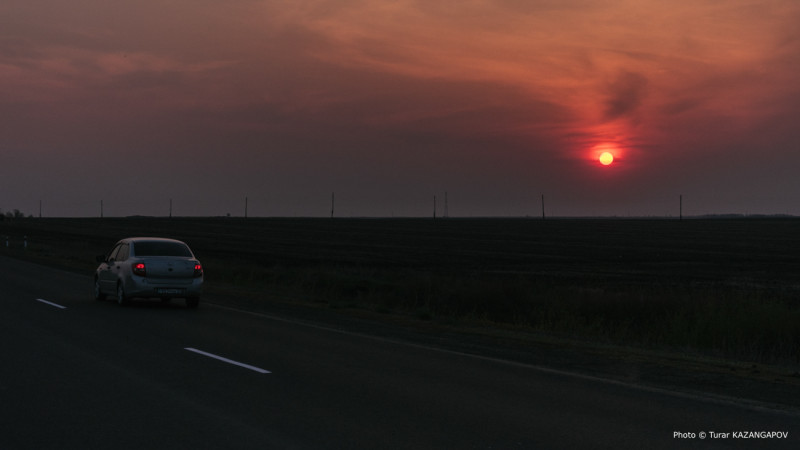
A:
[0,209,32,219]
[693,213,796,219]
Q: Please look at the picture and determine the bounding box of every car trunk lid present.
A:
[143,258,196,282]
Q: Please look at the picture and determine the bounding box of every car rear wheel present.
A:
[186,297,199,308]
[94,279,106,301]
[117,283,129,307]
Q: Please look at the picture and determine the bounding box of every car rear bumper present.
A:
[125,278,203,298]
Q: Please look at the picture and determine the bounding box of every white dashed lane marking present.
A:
[36,298,67,309]
[185,347,271,374]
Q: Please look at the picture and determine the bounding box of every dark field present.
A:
[3,217,800,365]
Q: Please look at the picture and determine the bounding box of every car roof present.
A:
[118,237,188,244]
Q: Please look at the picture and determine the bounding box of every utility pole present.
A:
[679,194,683,221]
[39,200,42,218]
[541,194,546,220]
[331,192,335,218]
[245,196,248,219]
[169,199,173,218]
[433,195,437,220]
[100,200,103,218]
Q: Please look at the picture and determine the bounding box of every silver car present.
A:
[94,237,203,308]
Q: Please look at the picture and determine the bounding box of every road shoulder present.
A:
[204,285,800,415]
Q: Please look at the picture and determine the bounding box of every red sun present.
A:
[599,151,614,165]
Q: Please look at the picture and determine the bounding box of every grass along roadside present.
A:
[207,263,800,367]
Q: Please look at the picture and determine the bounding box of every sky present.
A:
[2,0,799,217]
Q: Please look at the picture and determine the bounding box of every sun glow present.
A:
[599,151,614,165]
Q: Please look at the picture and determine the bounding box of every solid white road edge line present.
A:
[35,298,67,309]
[185,347,271,374]
[207,303,800,417]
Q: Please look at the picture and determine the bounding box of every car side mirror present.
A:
[96,255,107,263]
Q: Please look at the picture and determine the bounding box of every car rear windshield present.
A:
[133,241,192,257]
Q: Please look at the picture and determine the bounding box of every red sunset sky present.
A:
[2,1,799,217]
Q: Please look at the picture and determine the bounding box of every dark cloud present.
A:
[603,71,648,121]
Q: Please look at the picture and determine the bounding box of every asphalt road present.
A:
[1,255,798,449]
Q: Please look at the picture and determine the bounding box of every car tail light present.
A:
[133,262,146,277]
[193,263,203,278]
